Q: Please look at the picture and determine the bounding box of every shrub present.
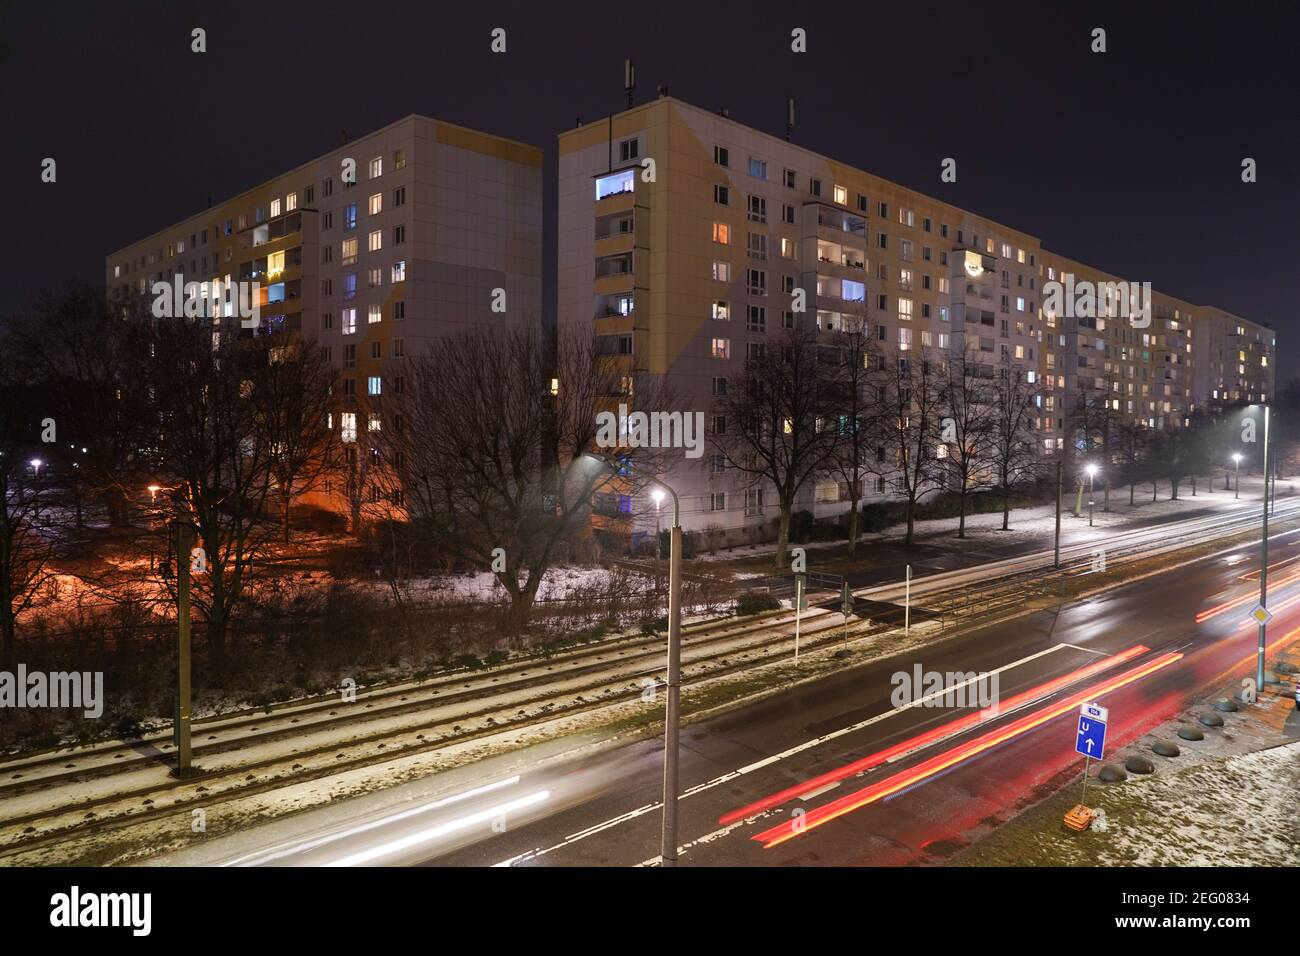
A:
[735,593,781,616]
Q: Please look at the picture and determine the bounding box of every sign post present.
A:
[794,573,807,663]
[1066,701,1108,829]
[904,564,912,636]
[840,582,853,645]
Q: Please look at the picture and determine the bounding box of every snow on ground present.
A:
[695,475,1290,564]
[951,648,1300,867]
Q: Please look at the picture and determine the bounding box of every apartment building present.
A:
[558,96,1276,537]
[107,114,544,511]
[1193,307,1275,408]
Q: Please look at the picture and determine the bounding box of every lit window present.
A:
[712,300,730,321]
[267,251,285,278]
[368,377,382,396]
[369,156,383,179]
[344,203,357,230]
[368,230,382,252]
[286,192,297,212]
[392,260,406,282]
[393,148,406,170]
[368,193,383,215]
[833,185,848,205]
[341,412,357,443]
[341,308,357,334]
[712,261,731,282]
[711,338,730,359]
[595,169,634,200]
[270,198,281,218]
[712,222,731,244]
[842,279,865,302]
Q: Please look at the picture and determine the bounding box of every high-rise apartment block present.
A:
[107,113,543,387]
[558,96,1276,535]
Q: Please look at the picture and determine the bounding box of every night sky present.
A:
[4,0,1297,376]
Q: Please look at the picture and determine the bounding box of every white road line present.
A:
[225,774,523,867]
[493,641,1078,865]
[798,781,841,801]
[1060,643,1106,655]
[324,789,550,867]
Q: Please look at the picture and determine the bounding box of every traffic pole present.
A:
[904,564,911,636]
[661,499,682,867]
[1054,453,1062,570]
[1257,406,1270,693]
[175,513,193,773]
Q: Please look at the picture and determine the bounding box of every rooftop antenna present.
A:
[786,97,795,141]
[624,57,636,109]
[341,129,348,145]
[720,106,729,118]
[657,84,669,98]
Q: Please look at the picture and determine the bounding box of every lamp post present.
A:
[1053,448,1063,570]
[1232,453,1242,500]
[1257,405,1270,693]
[651,488,665,553]
[584,454,683,866]
[29,458,43,479]
[1086,463,1099,527]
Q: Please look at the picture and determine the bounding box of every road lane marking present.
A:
[493,641,1081,865]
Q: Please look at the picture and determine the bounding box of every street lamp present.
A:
[1085,463,1099,527]
[651,488,665,546]
[1232,453,1242,500]
[1248,404,1271,695]
[29,458,43,478]
[147,483,162,504]
[583,453,683,866]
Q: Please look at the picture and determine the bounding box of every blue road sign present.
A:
[1075,711,1107,759]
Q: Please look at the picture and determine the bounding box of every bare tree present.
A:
[713,323,843,570]
[12,285,157,528]
[377,326,672,631]
[873,346,944,546]
[0,343,63,665]
[826,311,880,555]
[939,345,997,538]
[1115,421,1151,506]
[150,318,278,671]
[253,334,341,543]
[989,359,1042,530]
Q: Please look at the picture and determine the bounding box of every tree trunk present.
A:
[0,607,14,669]
[1129,481,1135,506]
[1103,476,1111,512]
[847,494,861,556]
[774,503,792,571]
[904,496,915,547]
[957,486,967,539]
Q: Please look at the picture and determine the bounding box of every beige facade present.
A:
[559,96,1277,536]
[107,114,543,516]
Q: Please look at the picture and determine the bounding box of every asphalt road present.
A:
[246,521,1300,867]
